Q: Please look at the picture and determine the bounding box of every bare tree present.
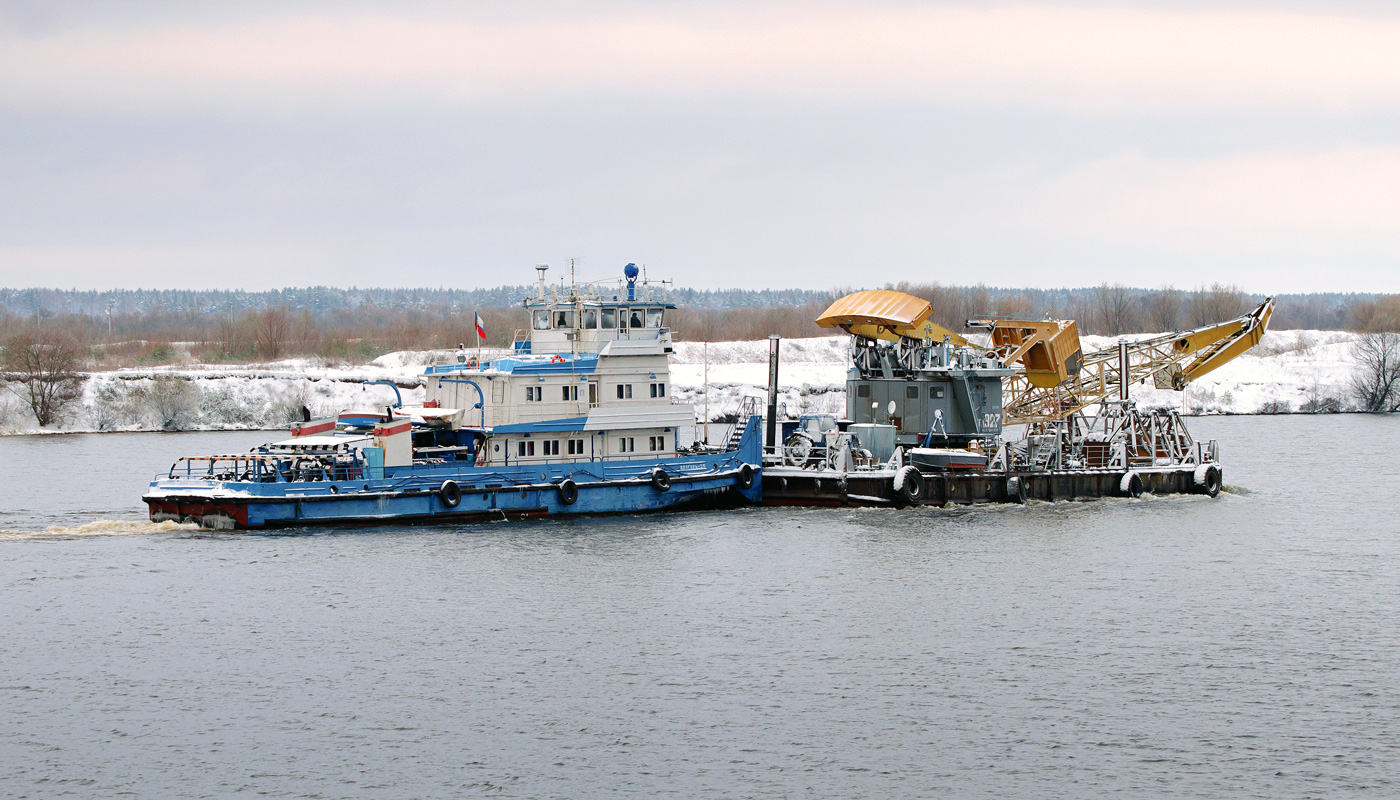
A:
[1093,283,1136,336]
[253,307,293,360]
[1189,283,1249,327]
[1145,286,1182,332]
[1350,332,1400,412]
[140,376,201,431]
[2,326,84,427]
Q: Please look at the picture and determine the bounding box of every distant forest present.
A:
[0,282,1396,369]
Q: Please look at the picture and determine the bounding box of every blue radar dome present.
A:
[623,262,640,280]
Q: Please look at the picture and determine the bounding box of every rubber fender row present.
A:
[434,464,759,508]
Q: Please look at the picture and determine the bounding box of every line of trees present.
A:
[4,284,1398,427]
[0,282,1396,374]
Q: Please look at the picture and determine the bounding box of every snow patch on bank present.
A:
[0,332,1368,435]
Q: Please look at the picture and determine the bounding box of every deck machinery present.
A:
[760,289,1273,506]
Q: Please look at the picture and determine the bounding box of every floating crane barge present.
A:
[761,290,1274,506]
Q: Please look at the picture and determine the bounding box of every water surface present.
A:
[1,416,1397,798]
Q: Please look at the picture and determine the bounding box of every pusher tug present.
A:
[145,264,763,530]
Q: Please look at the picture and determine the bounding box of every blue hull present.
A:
[146,419,762,530]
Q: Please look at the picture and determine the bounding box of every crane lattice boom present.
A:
[990,298,1274,425]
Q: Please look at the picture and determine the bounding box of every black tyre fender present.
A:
[1121,471,1144,498]
[557,478,579,506]
[736,463,755,490]
[894,465,924,507]
[439,480,461,508]
[1197,466,1222,498]
[1008,476,1027,504]
[651,469,671,492]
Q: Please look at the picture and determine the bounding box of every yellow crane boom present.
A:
[990,298,1274,425]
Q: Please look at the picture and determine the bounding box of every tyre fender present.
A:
[1007,476,1028,504]
[439,480,462,508]
[736,463,755,490]
[1194,465,1222,498]
[651,469,671,492]
[557,478,579,506]
[894,465,924,506]
[1120,471,1144,498]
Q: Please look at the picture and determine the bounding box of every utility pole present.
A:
[703,341,710,446]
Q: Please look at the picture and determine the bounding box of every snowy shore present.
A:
[0,331,1368,435]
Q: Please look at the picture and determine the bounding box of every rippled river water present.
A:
[2,416,1398,798]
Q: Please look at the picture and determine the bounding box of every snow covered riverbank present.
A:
[0,331,1371,435]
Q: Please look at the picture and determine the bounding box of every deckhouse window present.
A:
[526,386,542,402]
[562,385,578,401]
[649,382,666,398]
[602,308,616,328]
[532,310,550,330]
[648,435,665,451]
[554,309,574,329]
[618,437,634,453]
[583,309,598,329]
[646,308,663,328]
[616,384,633,399]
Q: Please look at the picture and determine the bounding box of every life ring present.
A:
[736,463,755,490]
[557,479,579,505]
[894,465,924,507]
[550,355,565,363]
[651,469,671,492]
[1120,471,1144,498]
[439,480,462,508]
[466,357,479,369]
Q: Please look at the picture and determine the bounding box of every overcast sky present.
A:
[2,0,1397,293]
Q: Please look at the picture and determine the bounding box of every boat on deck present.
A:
[144,264,763,530]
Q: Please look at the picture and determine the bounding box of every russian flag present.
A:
[475,312,486,340]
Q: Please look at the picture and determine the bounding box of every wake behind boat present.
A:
[144,264,763,530]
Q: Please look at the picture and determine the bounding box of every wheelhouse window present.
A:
[646,308,663,328]
[583,309,598,329]
[532,310,550,330]
[554,309,574,329]
[601,308,616,328]
[629,308,644,329]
